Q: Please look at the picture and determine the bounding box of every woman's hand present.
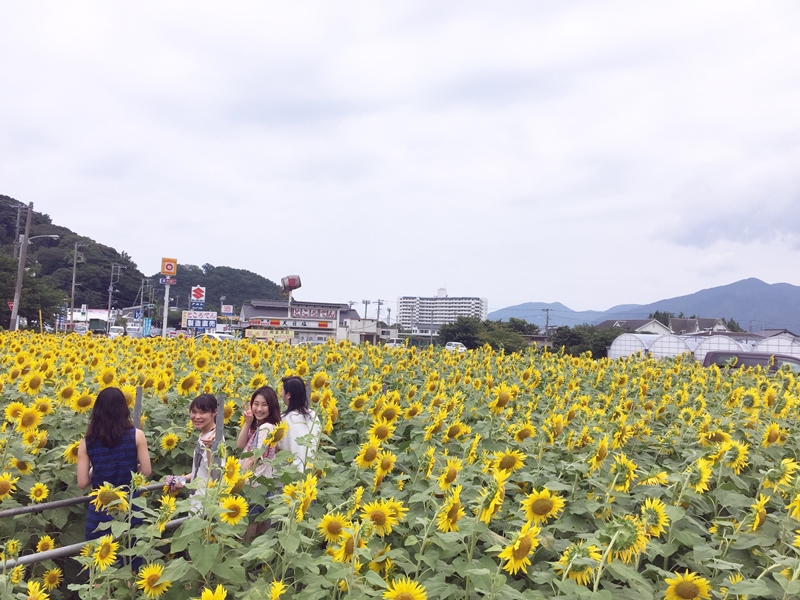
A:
[243,404,254,424]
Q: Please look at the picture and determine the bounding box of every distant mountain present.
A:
[488,279,800,334]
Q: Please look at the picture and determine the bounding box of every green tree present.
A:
[648,310,675,328]
[480,326,528,353]
[437,317,484,349]
[725,317,744,332]
[549,324,625,359]
[503,317,541,336]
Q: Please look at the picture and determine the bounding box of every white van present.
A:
[385,338,404,348]
[108,326,124,339]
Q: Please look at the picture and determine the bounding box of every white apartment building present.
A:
[397,289,488,331]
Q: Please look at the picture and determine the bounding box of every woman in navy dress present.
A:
[77,387,152,539]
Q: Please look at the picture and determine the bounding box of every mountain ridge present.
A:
[489,278,800,334]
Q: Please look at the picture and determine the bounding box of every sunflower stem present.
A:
[592,531,620,593]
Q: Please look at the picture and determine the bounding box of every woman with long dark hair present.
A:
[277,376,321,472]
[77,387,152,539]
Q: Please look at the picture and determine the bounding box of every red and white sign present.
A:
[7,302,13,310]
[184,310,216,320]
[191,286,206,302]
[221,304,234,315]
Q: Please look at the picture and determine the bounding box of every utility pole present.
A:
[12,206,22,259]
[375,299,384,324]
[68,242,86,332]
[106,264,122,333]
[362,299,371,320]
[542,308,551,337]
[10,203,32,331]
[386,307,391,326]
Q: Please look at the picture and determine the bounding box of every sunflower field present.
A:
[0,332,800,599]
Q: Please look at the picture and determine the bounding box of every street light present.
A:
[9,200,61,331]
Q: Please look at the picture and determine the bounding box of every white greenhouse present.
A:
[607,334,660,360]
[752,335,800,358]
[649,335,698,360]
[692,336,748,365]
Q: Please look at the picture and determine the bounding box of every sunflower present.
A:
[589,435,610,473]
[97,366,117,388]
[498,521,541,575]
[197,584,228,600]
[219,495,248,526]
[70,392,94,414]
[34,397,53,415]
[93,534,119,571]
[12,458,33,475]
[638,471,669,486]
[362,499,399,537]
[36,535,56,553]
[513,423,536,443]
[553,541,603,586]
[640,498,669,538]
[9,564,25,584]
[764,457,800,491]
[4,401,25,422]
[41,567,63,590]
[488,384,514,415]
[332,527,366,563]
[177,372,201,395]
[29,482,49,503]
[20,370,45,395]
[0,471,19,501]
[437,457,463,490]
[193,352,211,371]
[263,421,288,447]
[749,493,770,531]
[477,468,510,524]
[268,579,288,600]
[223,400,236,424]
[89,483,129,514]
[603,515,648,564]
[374,450,396,477]
[24,581,49,600]
[318,511,351,543]
[437,484,465,533]
[762,422,785,447]
[368,418,395,442]
[688,458,713,494]
[383,576,427,600]
[222,456,241,487]
[609,453,638,492]
[137,563,172,598]
[521,488,566,524]
[718,440,749,475]
[349,394,369,412]
[664,570,712,600]
[17,406,42,431]
[63,440,81,464]
[311,372,329,390]
[160,433,180,452]
[494,448,526,473]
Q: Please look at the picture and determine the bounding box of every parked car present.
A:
[72,325,89,335]
[385,338,404,348]
[445,341,467,353]
[195,332,236,341]
[108,326,125,339]
[702,351,800,373]
[126,326,143,339]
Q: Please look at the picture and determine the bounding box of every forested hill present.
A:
[0,195,281,326]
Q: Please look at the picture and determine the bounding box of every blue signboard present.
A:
[190,301,205,310]
[143,318,152,336]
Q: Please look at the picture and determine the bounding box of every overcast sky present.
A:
[3,2,800,318]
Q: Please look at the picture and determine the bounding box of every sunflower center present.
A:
[531,498,554,516]
[496,393,510,407]
[447,425,461,438]
[98,544,112,560]
[102,373,114,384]
[146,573,161,586]
[395,593,414,600]
[447,501,461,521]
[369,510,387,526]
[767,430,779,443]
[674,581,700,599]
[375,425,389,439]
[380,457,393,471]
[445,468,457,484]
[364,447,378,462]
[20,413,36,428]
[354,399,365,409]
[498,456,518,470]
[512,536,533,560]
[0,481,10,495]
[596,447,608,461]
[517,429,531,440]
[227,505,242,518]
[327,521,342,536]
[97,490,117,506]
[77,396,93,408]
[382,408,397,420]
